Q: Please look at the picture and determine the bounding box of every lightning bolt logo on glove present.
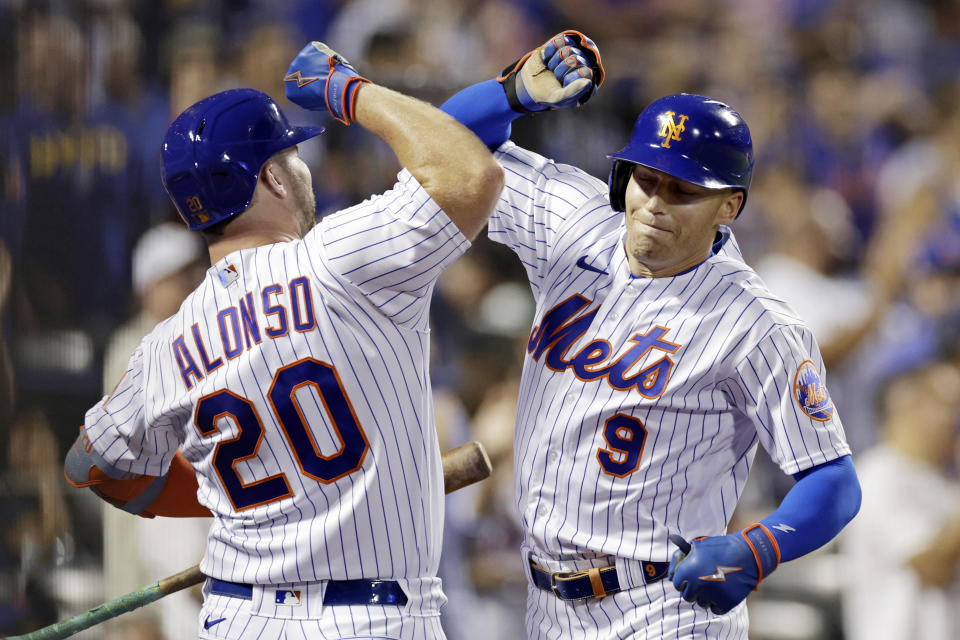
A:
[667,526,781,614]
[699,566,741,582]
[284,41,370,125]
[284,70,319,88]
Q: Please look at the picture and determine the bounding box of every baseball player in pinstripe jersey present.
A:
[441,32,862,638]
[61,41,517,640]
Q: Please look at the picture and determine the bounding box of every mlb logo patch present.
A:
[218,264,239,287]
[275,589,302,605]
[793,360,834,421]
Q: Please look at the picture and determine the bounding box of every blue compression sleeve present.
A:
[440,78,523,150]
[759,455,861,563]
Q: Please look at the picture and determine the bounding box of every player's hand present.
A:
[284,42,370,125]
[667,526,780,615]
[497,30,604,113]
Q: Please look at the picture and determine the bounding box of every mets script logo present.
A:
[527,294,681,397]
[658,111,689,148]
[794,360,834,421]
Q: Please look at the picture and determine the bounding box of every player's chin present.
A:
[625,234,666,263]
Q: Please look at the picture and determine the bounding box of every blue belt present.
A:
[529,560,670,600]
[208,578,408,606]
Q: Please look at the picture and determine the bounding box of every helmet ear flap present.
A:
[607,160,634,213]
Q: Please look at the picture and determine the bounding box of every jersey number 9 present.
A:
[194,357,369,511]
[597,413,647,477]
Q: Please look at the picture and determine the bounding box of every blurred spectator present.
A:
[89,11,172,224]
[751,168,877,363]
[234,21,300,100]
[7,10,156,337]
[431,239,529,639]
[101,222,207,388]
[163,21,227,118]
[825,90,960,453]
[460,376,527,640]
[432,383,489,640]
[841,359,960,640]
[0,240,13,423]
[1,409,76,633]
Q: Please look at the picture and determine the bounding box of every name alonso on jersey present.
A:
[172,274,317,390]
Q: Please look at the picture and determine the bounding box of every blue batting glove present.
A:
[284,42,370,125]
[498,29,604,113]
[668,526,780,615]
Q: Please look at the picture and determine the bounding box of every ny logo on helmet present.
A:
[657,111,689,148]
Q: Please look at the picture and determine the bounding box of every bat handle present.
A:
[3,566,205,639]
[3,583,166,640]
[669,533,692,554]
[158,564,205,595]
[5,441,494,640]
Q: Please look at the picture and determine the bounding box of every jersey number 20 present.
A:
[194,357,369,511]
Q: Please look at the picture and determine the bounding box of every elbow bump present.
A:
[475,160,505,204]
[449,161,503,219]
[489,161,505,193]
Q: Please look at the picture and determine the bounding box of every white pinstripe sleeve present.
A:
[489,142,608,292]
[311,169,470,327]
[82,342,180,477]
[733,324,851,475]
[305,169,470,317]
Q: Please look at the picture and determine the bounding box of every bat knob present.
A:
[669,533,692,554]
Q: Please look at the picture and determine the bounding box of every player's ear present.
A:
[715,190,741,225]
[260,160,287,198]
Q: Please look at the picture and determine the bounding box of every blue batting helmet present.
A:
[161,88,325,231]
[607,93,753,215]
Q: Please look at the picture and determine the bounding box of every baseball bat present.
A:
[4,441,492,640]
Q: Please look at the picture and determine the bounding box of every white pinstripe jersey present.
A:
[490,142,851,564]
[83,170,469,585]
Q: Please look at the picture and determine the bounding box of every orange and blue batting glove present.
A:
[284,42,370,125]
[497,30,605,113]
[667,526,780,615]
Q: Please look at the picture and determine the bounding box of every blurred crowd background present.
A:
[1,0,959,638]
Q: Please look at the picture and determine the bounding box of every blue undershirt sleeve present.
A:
[440,78,524,150]
[759,455,861,563]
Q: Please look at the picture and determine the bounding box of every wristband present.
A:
[326,68,370,125]
[741,523,780,584]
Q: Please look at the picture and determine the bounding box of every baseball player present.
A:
[61,37,602,639]
[59,41,511,640]
[440,33,862,638]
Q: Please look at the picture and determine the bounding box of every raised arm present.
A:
[351,84,502,239]
[284,42,503,240]
[441,30,604,149]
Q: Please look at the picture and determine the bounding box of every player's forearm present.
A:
[352,83,504,240]
[65,428,211,517]
[441,78,520,150]
[761,455,861,562]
